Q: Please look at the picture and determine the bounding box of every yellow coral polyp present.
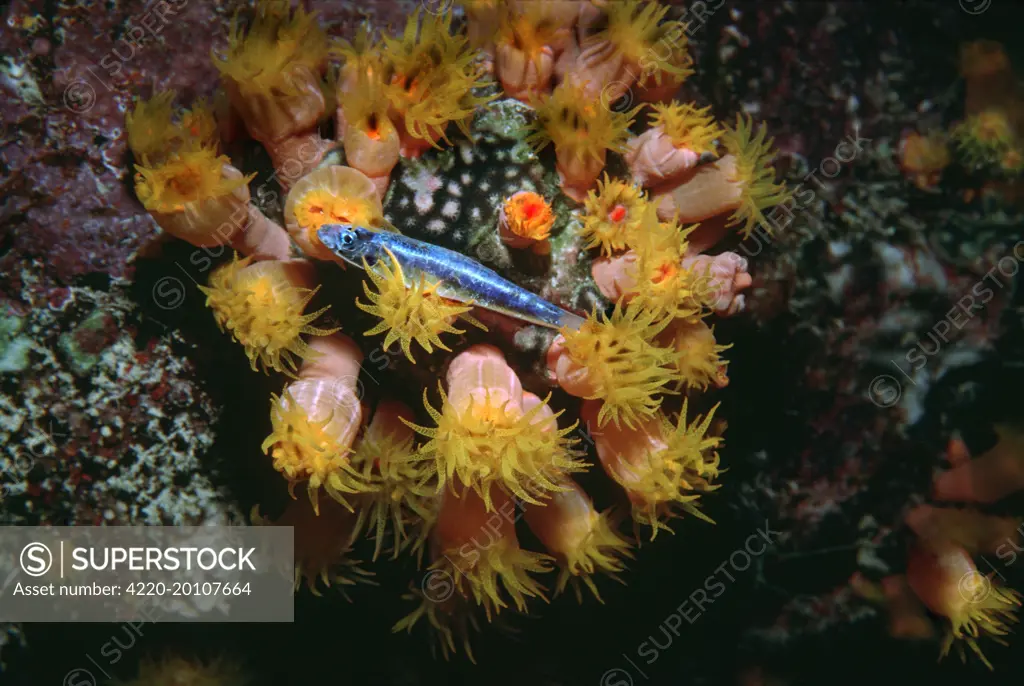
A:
[262,388,375,513]
[406,386,587,511]
[952,109,1017,168]
[580,175,648,256]
[333,22,380,82]
[560,301,680,429]
[126,91,216,164]
[623,401,722,539]
[292,187,381,233]
[497,3,567,61]
[341,65,396,142]
[434,535,553,615]
[1001,147,1024,174]
[251,499,374,597]
[601,0,691,80]
[649,102,722,154]
[200,255,339,375]
[393,584,488,663]
[722,114,792,238]
[350,428,436,561]
[121,655,245,686]
[503,191,555,241]
[628,210,704,320]
[941,578,1022,668]
[134,148,253,214]
[382,10,494,145]
[547,506,633,603]
[357,249,486,363]
[526,483,633,602]
[663,320,732,391]
[526,80,642,163]
[213,0,327,96]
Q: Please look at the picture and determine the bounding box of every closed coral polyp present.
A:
[200,256,339,375]
[500,190,555,247]
[285,165,385,261]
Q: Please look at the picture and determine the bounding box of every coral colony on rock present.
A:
[125,0,770,660]
[5,0,1024,684]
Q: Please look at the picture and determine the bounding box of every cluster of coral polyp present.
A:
[124,0,790,660]
[898,41,1024,193]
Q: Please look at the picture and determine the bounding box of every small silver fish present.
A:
[317,224,586,331]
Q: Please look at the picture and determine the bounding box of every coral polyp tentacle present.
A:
[406,384,588,510]
[200,256,339,376]
[722,114,793,238]
[555,300,680,429]
[356,248,487,363]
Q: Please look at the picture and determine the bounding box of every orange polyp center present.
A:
[651,261,677,285]
[609,205,627,223]
[504,191,554,241]
[364,113,383,141]
[168,166,203,196]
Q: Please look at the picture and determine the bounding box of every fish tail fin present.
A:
[557,310,587,332]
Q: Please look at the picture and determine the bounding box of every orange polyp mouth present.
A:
[503,191,554,241]
[608,205,627,223]
[523,201,543,220]
[365,113,383,141]
[651,261,677,285]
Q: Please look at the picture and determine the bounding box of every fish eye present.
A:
[340,232,355,248]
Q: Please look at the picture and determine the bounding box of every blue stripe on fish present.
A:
[318,224,585,331]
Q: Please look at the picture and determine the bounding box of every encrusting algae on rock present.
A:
[119,0,809,666]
